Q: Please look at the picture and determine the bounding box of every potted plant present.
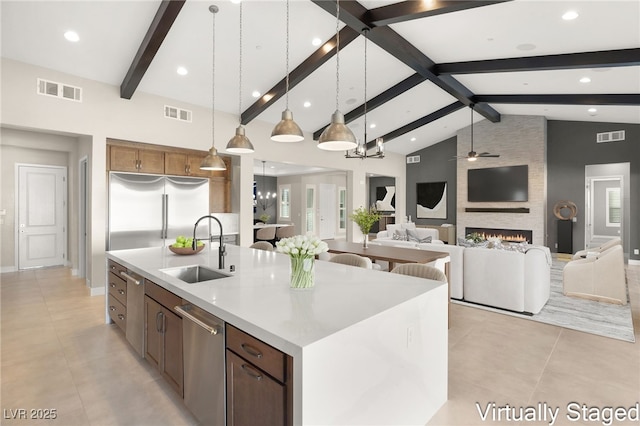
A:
[349,206,381,248]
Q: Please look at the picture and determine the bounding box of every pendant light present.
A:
[226,1,255,153]
[317,0,357,151]
[270,0,304,143]
[346,28,384,159]
[200,5,227,171]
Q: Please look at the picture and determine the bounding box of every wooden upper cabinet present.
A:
[165,152,211,177]
[110,145,164,174]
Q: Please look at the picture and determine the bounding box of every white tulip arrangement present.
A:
[275,233,328,257]
[276,233,328,289]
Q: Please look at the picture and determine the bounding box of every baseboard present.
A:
[0,266,17,273]
[90,286,105,296]
[629,259,640,266]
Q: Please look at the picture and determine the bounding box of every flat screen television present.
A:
[468,165,528,202]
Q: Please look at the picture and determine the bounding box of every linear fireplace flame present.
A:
[465,227,532,243]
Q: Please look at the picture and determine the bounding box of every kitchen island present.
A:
[106,244,447,425]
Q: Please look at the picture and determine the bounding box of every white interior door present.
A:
[586,176,622,248]
[318,184,336,240]
[18,165,67,269]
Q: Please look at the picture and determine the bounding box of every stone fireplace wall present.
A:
[457,115,547,246]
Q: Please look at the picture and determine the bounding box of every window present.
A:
[338,187,347,231]
[606,187,621,227]
[279,185,291,219]
[306,185,315,233]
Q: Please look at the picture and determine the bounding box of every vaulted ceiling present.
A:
[2,0,639,156]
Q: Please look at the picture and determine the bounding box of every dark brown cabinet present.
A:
[107,260,127,332]
[110,145,165,174]
[145,281,183,397]
[225,325,292,426]
[165,152,211,177]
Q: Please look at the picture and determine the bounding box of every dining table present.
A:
[325,240,449,272]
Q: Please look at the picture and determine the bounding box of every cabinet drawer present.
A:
[145,280,182,311]
[226,324,286,383]
[108,260,127,276]
[108,271,127,306]
[108,294,126,332]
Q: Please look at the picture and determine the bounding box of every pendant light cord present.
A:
[285,0,290,109]
[238,2,243,122]
[363,28,368,145]
[335,0,340,111]
[470,104,474,151]
[211,5,217,148]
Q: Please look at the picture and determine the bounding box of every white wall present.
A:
[1,58,406,288]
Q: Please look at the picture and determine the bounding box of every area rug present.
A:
[452,257,635,342]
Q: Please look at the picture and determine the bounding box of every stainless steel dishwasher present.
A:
[174,303,225,426]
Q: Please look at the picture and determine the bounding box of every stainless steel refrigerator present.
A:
[108,172,211,250]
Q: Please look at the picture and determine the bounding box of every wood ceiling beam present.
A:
[313,73,428,139]
[365,101,466,149]
[120,0,185,99]
[437,48,640,75]
[367,0,511,27]
[241,27,359,125]
[311,0,501,126]
[474,94,640,105]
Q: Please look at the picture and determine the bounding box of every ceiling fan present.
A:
[452,105,500,161]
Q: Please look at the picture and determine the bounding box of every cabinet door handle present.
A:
[240,343,263,359]
[118,289,125,295]
[120,271,141,285]
[117,314,125,321]
[110,282,116,288]
[109,305,116,311]
[241,364,263,381]
[156,311,164,333]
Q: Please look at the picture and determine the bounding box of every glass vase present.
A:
[290,255,315,289]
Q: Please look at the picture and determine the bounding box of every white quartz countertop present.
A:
[106,244,444,357]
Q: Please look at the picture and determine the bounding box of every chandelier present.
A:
[254,161,276,212]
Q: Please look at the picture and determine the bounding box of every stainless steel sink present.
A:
[161,265,230,284]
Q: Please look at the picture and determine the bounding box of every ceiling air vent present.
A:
[164,105,192,123]
[37,78,82,102]
[406,155,420,164]
[596,130,625,143]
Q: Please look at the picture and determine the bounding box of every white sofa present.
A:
[375,223,441,247]
[371,224,464,300]
[463,245,551,314]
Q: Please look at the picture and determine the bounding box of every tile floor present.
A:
[1,264,638,426]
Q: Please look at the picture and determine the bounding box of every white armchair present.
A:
[572,237,621,260]
[563,244,627,305]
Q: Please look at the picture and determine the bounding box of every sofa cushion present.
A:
[393,229,408,241]
[406,228,432,243]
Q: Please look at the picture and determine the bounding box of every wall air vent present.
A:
[406,155,420,164]
[164,105,192,123]
[37,78,82,102]
[596,130,625,143]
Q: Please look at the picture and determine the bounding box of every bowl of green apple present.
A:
[169,236,205,255]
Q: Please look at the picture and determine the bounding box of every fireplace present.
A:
[465,227,533,243]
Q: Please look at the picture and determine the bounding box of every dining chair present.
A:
[255,226,276,244]
[249,241,274,251]
[328,253,373,269]
[390,263,447,282]
[275,225,296,241]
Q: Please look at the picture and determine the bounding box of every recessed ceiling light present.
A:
[312,37,322,46]
[579,77,591,83]
[251,90,260,98]
[303,101,311,108]
[64,30,79,42]
[588,108,597,114]
[176,66,188,76]
[369,123,376,129]
[230,0,241,4]
[410,137,416,142]
[562,10,579,20]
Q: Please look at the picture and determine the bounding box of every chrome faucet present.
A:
[193,215,226,270]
